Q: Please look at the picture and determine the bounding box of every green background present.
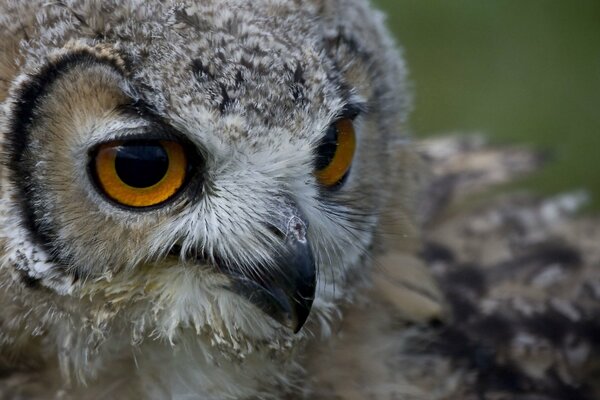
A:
[374,0,600,210]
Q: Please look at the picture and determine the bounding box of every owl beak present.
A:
[226,204,316,334]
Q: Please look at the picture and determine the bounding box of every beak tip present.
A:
[271,289,314,334]
[292,311,310,334]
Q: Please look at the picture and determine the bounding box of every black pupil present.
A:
[315,124,338,170]
[114,141,169,188]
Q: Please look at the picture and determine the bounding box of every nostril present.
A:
[286,216,307,243]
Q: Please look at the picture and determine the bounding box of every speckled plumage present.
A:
[3,2,598,400]
[0,1,413,398]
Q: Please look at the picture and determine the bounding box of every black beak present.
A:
[225,202,316,333]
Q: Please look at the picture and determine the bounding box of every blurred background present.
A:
[374,0,600,210]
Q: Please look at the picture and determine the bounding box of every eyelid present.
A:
[340,103,366,120]
[90,130,181,148]
[87,123,196,158]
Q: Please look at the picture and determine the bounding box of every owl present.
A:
[0,0,414,398]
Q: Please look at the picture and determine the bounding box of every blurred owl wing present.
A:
[308,136,599,400]
[414,136,600,400]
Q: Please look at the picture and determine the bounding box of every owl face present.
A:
[0,0,409,340]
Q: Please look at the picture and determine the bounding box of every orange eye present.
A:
[314,118,356,187]
[92,140,188,208]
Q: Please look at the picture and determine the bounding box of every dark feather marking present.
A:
[53,1,88,27]
[573,317,600,346]
[444,292,478,322]
[522,310,571,346]
[51,1,107,39]
[174,9,211,32]
[287,63,306,104]
[442,264,488,297]
[239,56,253,70]
[234,70,244,86]
[293,63,305,85]
[420,241,456,264]
[218,83,233,114]
[523,241,583,267]
[470,314,514,344]
[191,58,213,81]
[487,240,582,283]
[18,19,31,42]
[17,270,40,290]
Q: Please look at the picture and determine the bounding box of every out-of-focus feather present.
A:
[308,136,599,400]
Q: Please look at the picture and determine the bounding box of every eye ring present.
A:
[314,118,356,188]
[91,139,189,208]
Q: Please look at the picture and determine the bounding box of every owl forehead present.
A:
[134,48,337,148]
[19,0,348,146]
[124,3,343,146]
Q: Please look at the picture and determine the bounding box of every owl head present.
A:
[0,0,411,346]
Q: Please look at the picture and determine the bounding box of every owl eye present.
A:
[91,140,188,208]
[314,118,356,187]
